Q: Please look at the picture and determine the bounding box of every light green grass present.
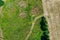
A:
[28,19,43,40]
[0,0,43,40]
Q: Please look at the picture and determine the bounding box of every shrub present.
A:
[40,16,50,40]
[41,32,49,40]
[41,35,49,40]
[43,32,49,39]
[41,32,50,40]
[40,16,48,31]
[0,0,4,7]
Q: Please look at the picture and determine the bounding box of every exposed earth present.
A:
[42,0,60,40]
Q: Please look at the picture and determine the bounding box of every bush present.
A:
[41,32,49,40]
[40,16,48,31]
[43,32,49,38]
[0,0,4,7]
[41,35,49,40]
[41,32,50,40]
[40,25,48,31]
[40,16,50,40]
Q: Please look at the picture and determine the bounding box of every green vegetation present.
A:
[40,16,48,31]
[0,0,4,7]
[0,0,45,40]
[28,19,43,40]
[40,16,50,40]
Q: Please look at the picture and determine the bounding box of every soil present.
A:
[42,0,60,40]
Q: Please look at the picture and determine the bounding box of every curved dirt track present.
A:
[42,0,60,40]
[25,15,43,40]
[0,28,3,40]
[0,7,4,40]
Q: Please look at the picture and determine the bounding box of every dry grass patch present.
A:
[19,12,27,18]
[19,0,28,8]
[31,6,40,16]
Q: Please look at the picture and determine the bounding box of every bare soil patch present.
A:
[19,12,27,18]
[19,0,28,8]
[31,6,40,16]
[42,0,60,40]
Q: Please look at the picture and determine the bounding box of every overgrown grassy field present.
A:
[0,0,44,40]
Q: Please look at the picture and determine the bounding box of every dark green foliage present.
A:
[41,35,49,40]
[41,32,49,40]
[40,16,48,31]
[0,0,4,7]
[40,16,50,40]
[43,32,49,38]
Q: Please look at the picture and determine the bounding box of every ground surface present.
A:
[1,0,60,40]
[0,0,44,40]
[42,0,60,40]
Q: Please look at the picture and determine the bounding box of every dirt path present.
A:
[0,7,4,40]
[42,0,60,40]
[0,28,4,40]
[25,15,43,40]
